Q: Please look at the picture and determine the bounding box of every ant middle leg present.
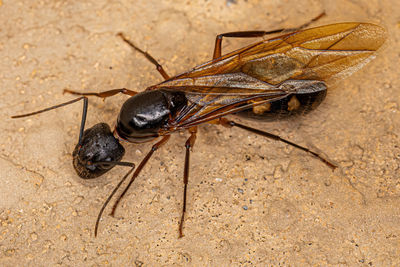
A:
[117,33,170,80]
[179,127,197,238]
[212,12,325,59]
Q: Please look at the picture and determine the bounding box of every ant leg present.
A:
[218,118,337,170]
[12,87,140,142]
[94,162,135,237]
[64,88,138,99]
[179,127,197,238]
[280,11,326,33]
[117,33,170,80]
[213,30,281,59]
[212,12,325,59]
[110,135,171,216]
[12,96,89,145]
[12,97,139,237]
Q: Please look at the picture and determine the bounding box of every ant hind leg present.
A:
[212,12,325,59]
[218,118,337,170]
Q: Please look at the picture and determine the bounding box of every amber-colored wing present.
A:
[151,22,386,131]
[165,22,386,85]
[159,76,325,130]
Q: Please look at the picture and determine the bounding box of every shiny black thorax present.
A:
[115,90,187,143]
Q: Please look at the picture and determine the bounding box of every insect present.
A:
[12,14,386,237]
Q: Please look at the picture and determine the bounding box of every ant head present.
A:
[73,123,125,179]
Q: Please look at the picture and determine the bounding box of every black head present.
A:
[73,123,125,179]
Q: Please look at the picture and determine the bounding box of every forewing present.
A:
[159,77,324,129]
[164,23,386,85]
[152,22,386,131]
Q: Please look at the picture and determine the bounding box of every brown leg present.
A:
[117,33,170,80]
[13,88,139,144]
[218,118,337,170]
[94,163,135,237]
[213,30,281,59]
[212,12,325,59]
[179,127,197,238]
[64,88,138,99]
[110,135,171,216]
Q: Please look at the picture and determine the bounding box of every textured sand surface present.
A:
[1,0,400,266]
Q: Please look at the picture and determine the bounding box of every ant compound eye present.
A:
[73,123,125,179]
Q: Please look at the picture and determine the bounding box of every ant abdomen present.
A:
[73,123,125,179]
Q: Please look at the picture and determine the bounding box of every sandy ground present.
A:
[1,0,400,266]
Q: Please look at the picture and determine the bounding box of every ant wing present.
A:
[162,22,386,86]
[152,23,385,132]
[157,73,324,129]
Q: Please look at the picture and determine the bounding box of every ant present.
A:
[12,13,386,237]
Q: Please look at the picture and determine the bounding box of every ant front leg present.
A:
[12,96,135,180]
[64,88,138,100]
[117,33,170,80]
[110,135,171,216]
[179,127,197,238]
[212,12,325,59]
